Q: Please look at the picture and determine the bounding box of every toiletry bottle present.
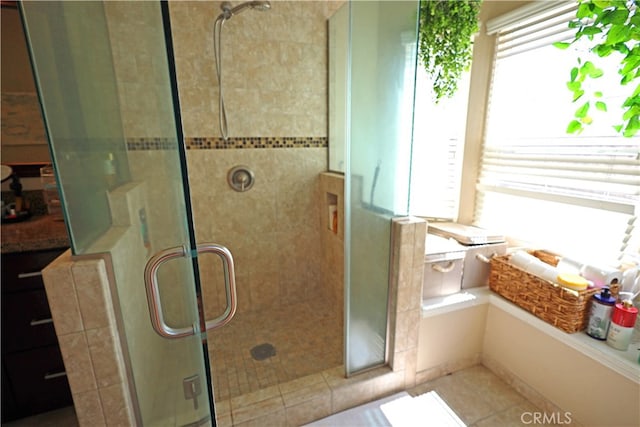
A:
[9,174,23,212]
[606,300,638,351]
[328,204,338,234]
[104,153,117,189]
[332,207,338,234]
[586,287,616,340]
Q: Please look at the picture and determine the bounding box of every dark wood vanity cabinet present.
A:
[1,248,73,422]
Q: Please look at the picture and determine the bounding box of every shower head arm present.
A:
[213,0,270,140]
[220,1,233,19]
[220,1,271,19]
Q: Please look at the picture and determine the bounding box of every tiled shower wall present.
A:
[105,0,346,314]
[168,1,344,315]
[168,1,342,137]
[187,145,331,317]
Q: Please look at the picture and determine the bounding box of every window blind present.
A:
[492,1,577,58]
[475,3,640,265]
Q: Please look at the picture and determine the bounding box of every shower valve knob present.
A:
[228,165,255,192]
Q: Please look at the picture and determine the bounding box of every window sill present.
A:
[422,287,640,383]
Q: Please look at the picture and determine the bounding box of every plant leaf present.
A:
[570,67,579,82]
[581,26,603,35]
[594,44,613,57]
[577,2,593,19]
[606,24,630,45]
[567,81,581,91]
[623,115,640,137]
[572,89,585,102]
[601,8,629,25]
[610,9,630,25]
[590,67,604,78]
[621,56,640,75]
[595,101,607,111]
[592,1,611,9]
[575,102,590,118]
[622,105,639,120]
[567,120,583,134]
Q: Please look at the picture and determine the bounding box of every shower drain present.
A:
[250,343,276,361]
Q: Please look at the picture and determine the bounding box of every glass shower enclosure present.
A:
[20,0,421,422]
[344,1,419,375]
[20,1,221,424]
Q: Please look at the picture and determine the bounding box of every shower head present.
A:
[220,1,271,19]
[214,0,270,140]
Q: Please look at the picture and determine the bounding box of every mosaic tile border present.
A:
[186,137,328,150]
[126,137,178,151]
[126,137,327,151]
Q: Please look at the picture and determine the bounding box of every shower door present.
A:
[20,1,226,425]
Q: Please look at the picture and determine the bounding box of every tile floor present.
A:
[207,300,343,402]
[4,295,573,427]
[3,406,78,427]
[5,364,568,426]
[407,365,577,427]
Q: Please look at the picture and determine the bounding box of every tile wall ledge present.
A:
[422,287,640,383]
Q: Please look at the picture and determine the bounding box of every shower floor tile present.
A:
[207,300,343,402]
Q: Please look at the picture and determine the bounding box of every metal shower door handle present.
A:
[144,243,238,339]
[197,243,237,332]
[144,245,195,339]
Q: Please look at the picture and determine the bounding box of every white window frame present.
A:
[458,1,639,264]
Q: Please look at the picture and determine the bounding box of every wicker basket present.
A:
[489,251,606,333]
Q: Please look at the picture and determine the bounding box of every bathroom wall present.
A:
[42,252,136,426]
[169,1,343,316]
[388,217,427,389]
[186,147,328,318]
[483,305,640,427]
[0,6,51,163]
[169,0,339,138]
[319,172,344,312]
[416,305,487,380]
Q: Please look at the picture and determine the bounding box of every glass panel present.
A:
[409,67,471,220]
[20,1,214,424]
[18,1,129,254]
[328,3,348,173]
[345,0,418,375]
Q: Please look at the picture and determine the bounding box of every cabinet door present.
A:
[1,249,67,293]
[2,290,58,353]
[1,364,18,423]
[4,345,72,417]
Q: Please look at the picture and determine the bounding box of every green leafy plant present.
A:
[418,0,482,102]
[555,0,640,137]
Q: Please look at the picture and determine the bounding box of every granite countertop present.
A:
[1,214,70,253]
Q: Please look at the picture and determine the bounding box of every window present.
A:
[475,3,639,265]
[409,58,471,220]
